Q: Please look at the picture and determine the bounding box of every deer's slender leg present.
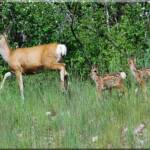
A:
[15,71,24,100]
[141,83,147,99]
[96,88,102,100]
[139,80,147,99]
[45,63,68,90]
[121,84,127,97]
[135,87,138,94]
[109,88,112,96]
[0,72,12,90]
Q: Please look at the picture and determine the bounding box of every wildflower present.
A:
[134,123,145,136]
[92,136,98,143]
[46,111,52,116]
[17,132,23,138]
[122,127,128,134]
[120,127,128,145]
[46,110,56,118]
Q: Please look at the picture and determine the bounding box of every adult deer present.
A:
[0,33,68,100]
[128,57,150,97]
[90,65,126,97]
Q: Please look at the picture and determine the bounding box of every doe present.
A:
[0,33,68,100]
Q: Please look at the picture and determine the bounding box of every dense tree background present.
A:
[0,1,150,78]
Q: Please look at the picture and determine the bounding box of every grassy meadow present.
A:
[0,71,150,148]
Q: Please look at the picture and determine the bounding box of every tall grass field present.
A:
[0,71,150,148]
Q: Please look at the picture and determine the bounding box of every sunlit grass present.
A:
[0,72,150,148]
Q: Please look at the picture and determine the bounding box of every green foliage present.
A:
[0,2,150,77]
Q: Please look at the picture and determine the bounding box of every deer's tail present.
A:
[56,44,67,57]
[120,72,126,79]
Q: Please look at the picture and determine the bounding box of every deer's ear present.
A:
[127,59,130,64]
[94,64,99,68]
[133,58,136,63]
[92,64,95,68]
[0,34,2,39]
[91,66,94,70]
[3,32,7,38]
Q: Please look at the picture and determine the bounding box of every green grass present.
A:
[0,72,150,148]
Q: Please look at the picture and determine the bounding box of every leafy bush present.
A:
[0,2,150,78]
